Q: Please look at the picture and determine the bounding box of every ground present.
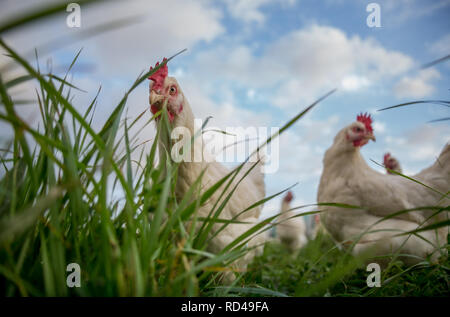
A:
[222,233,450,297]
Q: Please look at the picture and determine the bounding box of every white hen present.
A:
[277,191,308,251]
[318,113,449,265]
[148,59,266,282]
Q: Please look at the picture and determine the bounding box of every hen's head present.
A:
[345,113,376,147]
[314,214,320,224]
[148,58,185,122]
[284,191,294,203]
[383,153,401,174]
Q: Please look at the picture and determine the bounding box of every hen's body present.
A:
[318,119,449,264]
[173,113,265,263]
[150,61,265,282]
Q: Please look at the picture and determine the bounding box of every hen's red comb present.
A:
[284,191,293,202]
[148,58,168,91]
[315,214,320,224]
[383,153,391,165]
[356,112,373,133]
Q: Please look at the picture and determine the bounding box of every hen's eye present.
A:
[169,86,177,95]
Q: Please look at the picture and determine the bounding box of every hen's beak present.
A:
[150,90,164,106]
[366,133,376,142]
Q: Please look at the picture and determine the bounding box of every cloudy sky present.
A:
[1,0,449,223]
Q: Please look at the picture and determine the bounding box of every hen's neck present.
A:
[279,201,292,220]
[281,201,290,212]
[173,99,195,133]
[323,129,369,177]
[158,99,196,159]
[158,99,208,197]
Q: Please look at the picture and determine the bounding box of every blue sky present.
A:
[1,0,449,223]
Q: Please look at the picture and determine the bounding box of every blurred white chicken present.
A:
[318,113,449,264]
[148,59,266,282]
[277,191,308,251]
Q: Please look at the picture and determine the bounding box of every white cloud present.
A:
[341,75,370,91]
[394,68,440,98]
[384,124,450,168]
[429,33,450,58]
[1,0,225,77]
[2,0,447,225]
[406,123,450,146]
[225,0,269,24]
[180,80,271,128]
[379,0,450,26]
[385,135,407,146]
[410,144,440,161]
[83,0,224,76]
[268,25,414,108]
[259,115,341,203]
[0,0,226,146]
[223,0,296,25]
[373,121,386,134]
[191,25,415,111]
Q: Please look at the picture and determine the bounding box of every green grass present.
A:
[0,0,448,297]
[0,33,332,296]
[242,234,449,297]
